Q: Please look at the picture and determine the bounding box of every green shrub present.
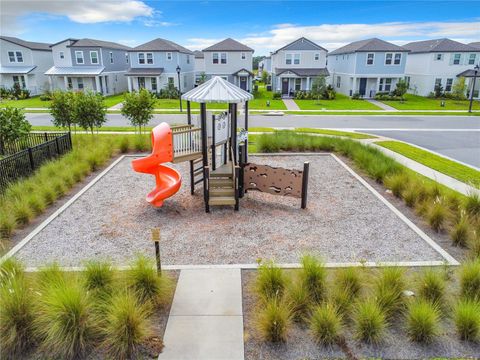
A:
[454,299,480,341]
[35,281,98,359]
[285,281,310,322]
[255,260,288,301]
[0,257,24,285]
[299,254,327,303]
[256,298,291,342]
[406,299,440,343]
[0,212,16,238]
[133,135,149,152]
[417,268,446,306]
[353,298,386,343]
[385,172,409,198]
[460,259,480,301]
[26,193,46,216]
[451,215,471,247]
[468,232,480,259]
[334,267,362,299]
[12,199,34,225]
[37,263,66,290]
[119,136,130,153]
[373,267,406,318]
[101,291,152,360]
[83,260,115,295]
[310,303,342,344]
[428,199,448,232]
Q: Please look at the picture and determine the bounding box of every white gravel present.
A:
[15,155,446,267]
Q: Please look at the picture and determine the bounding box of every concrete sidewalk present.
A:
[282,98,300,110]
[366,99,398,111]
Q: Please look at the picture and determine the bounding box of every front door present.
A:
[282,78,289,95]
[240,77,247,91]
[359,78,367,96]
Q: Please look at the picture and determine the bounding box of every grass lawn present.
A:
[280,110,479,116]
[380,94,480,110]
[376,140,480,187]
[0,96,51,108]
[295,128,376,139]
[103,93,126,108]
[250,83,286,110]
[155,99,228,110]
[294,93,382,110]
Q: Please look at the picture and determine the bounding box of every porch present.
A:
[350,76,403,98]
[274,68,329,97]
[125,68,165,93]
[232,68,254,92]
[45,66,111,95]
[0,66,39,95]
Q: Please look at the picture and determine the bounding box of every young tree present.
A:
[121,89,155,133]
[261,70,269,84]
[310,75,327,102]
[434,83,444,98]
[49,91,76,131]
[74,91,107,133]
[451,77,467,100]
[198,72,207,85]
[0,107,31,155]
[394,79,408,100]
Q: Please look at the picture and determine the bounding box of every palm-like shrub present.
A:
[255,260,288,301]
[310,303,342,344]
[454,299,480,341]
[417,269,446,306]
[102,291,152,360]
[299,254,327,303]
[353,298,386,343]
[406,299,441,343]
[460,259,480,301]
[256,298,291,342]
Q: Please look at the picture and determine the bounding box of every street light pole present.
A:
[469,64,479,113]
[176,65,182,112]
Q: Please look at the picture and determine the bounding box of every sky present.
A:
[1,0,479,55]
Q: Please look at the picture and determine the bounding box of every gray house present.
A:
[126,38,195,93]
[270,37,329,96]
[0,36,53,95]
[45,38,131,95]
[202,38,254,91]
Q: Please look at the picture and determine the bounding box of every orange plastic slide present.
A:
[131,123,181,207]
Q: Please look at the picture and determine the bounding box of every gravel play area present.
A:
[15,154,450,267]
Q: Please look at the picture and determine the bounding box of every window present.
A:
[293,54,300,65]
[453,53,461,65]
[379,78,392,92]
[434,78,442,89]
[168,77,174,86]
[138,53,145,64]
[385,53,393,65]
[285,53,292,65]
[151,77,157,91]
[366,53,374,65]
[138,77,145,89]
[8,51,15,62]
[13,76,26,89]
[75,51,84,64]
[213,53,219,64]
[67,77,73,90]
[469,54,476,65]
[445,78,453,92]
[314,53,320,61]
[394,53,401,65]
[435,53,443,61]
[59,51,65,59]
[77,77,84,89]
[295,78,301,91]
[109,52,114,64]
[90,51,99,64]
[166,52,172,61]
[125,53,129,64]
[8,51,23,62]
[146,53,153,64]
[336,76,341,88]
[220,53,227,64]
[241,52,246,60]
[15,51,23,62]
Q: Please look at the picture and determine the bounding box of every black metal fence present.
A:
[0,132,68,156]
[0,132,72,192]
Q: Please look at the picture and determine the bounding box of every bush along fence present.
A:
[0,132,72,192]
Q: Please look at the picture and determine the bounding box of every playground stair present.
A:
[208,162,236,206]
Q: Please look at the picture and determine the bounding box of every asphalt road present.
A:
[26,113,480,168]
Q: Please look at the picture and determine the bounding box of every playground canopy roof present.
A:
[181,76,254,103]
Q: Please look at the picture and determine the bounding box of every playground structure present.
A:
[132,76,309,212]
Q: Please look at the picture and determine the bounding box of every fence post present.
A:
[68,132,72,149]
[44,132,48,142]
[301,162,309,209]
[28,148,35,170]
[55,137,60,155]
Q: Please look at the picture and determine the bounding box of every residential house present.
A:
[45,38,130,95]
[469,42,480,50]
[0,36,53,95]
[193,50,205,85]
[202,38,254,91]
[126,38,194,93]
[258,56,272,75]
[403,39,480,97]
[271,37,329,96]
[327,38,409,98]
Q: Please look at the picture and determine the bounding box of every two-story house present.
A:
[202,38,254,91]
[258,56,272,75]
[271,37,328,96]
[0,36,53,95]
[327,38,409,97]
[193,50,205,85]
[126,38,195,93]
[403,38,480,97]
[45,38,130,95]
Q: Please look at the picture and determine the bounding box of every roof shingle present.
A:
[132,38,193,54]
[0,36,51,51]
[69,38,131,51]
[203,38,253,52]
[403,38,477,53]
[329,38,407,56]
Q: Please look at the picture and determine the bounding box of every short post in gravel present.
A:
[151,228,161,275]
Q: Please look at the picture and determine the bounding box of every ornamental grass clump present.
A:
[460,259,480,301]
[119,135,130,153]
[465,192,480,219]
[385,172,409,198]
[450,213,471,247]
[37,263,66,290]
[468,232,480,259]
[310,303,343,345]
[101,291,152,360]
[83,260,115,296]
[256,298,292,342]
[0,212,16,240]
[285,281,310,322]
[427,198,448,232]
[255,260,288,301]
[0,257,24,285]
[417,268,446,307]
[334,267,362,299]
[454,299,480,341]
[406,299,441,343]
[373,267,406,319]
[353,298,386,344]
[12,199,34,225]
[299,254,327,304]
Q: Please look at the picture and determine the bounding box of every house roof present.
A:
[193,50,204,58]
[0,65,37,74]
[232,68,254,76]
[0,36,51,51]
[457,68,480,78]
[329,38,408,55]
[468,42,480,50]
[403,38,477,54]
[132,38,193,54]
[275,68,329,77]
[125,68,164,76]
[182,76,253,103]
[45,66,105,76]
[51,38,130,50]
[202,38,254,52]
[272,37,327,54]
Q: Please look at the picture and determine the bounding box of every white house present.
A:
[126,38,194,93]
[403,38,480,97]
[258,56,272,75]
[270,37,328,96]
[327,38,409,98]
[193,50,205,85]
[45,38,130,95]
[0,36,53,95]
[202,38,254,91]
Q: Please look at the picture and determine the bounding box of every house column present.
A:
[95,76,101,94]
[156,76,160,92]
[306,77,310,91]
[48,76,54,90]
[352,77,357,94]
[63,76,69,91]
[127,77,132,92]
[376,77,381,93]
[23,74,29,92]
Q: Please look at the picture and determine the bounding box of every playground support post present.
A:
[234,165,240,211]
[151,228,162,275]
[238,143,246,198]
[187,100,194,195]
[244,100,248,163]
[301,162,309,209]
[204,166,210,213]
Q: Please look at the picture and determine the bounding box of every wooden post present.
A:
[211,114,216,170]
[151,228,161,275]
[231,103,237,164]
[244,101,248,163]
[200,103,209,212]
[204,166,210,213]
[234,165,240,211]
[301,162,309,209]
[187,101,191,125]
